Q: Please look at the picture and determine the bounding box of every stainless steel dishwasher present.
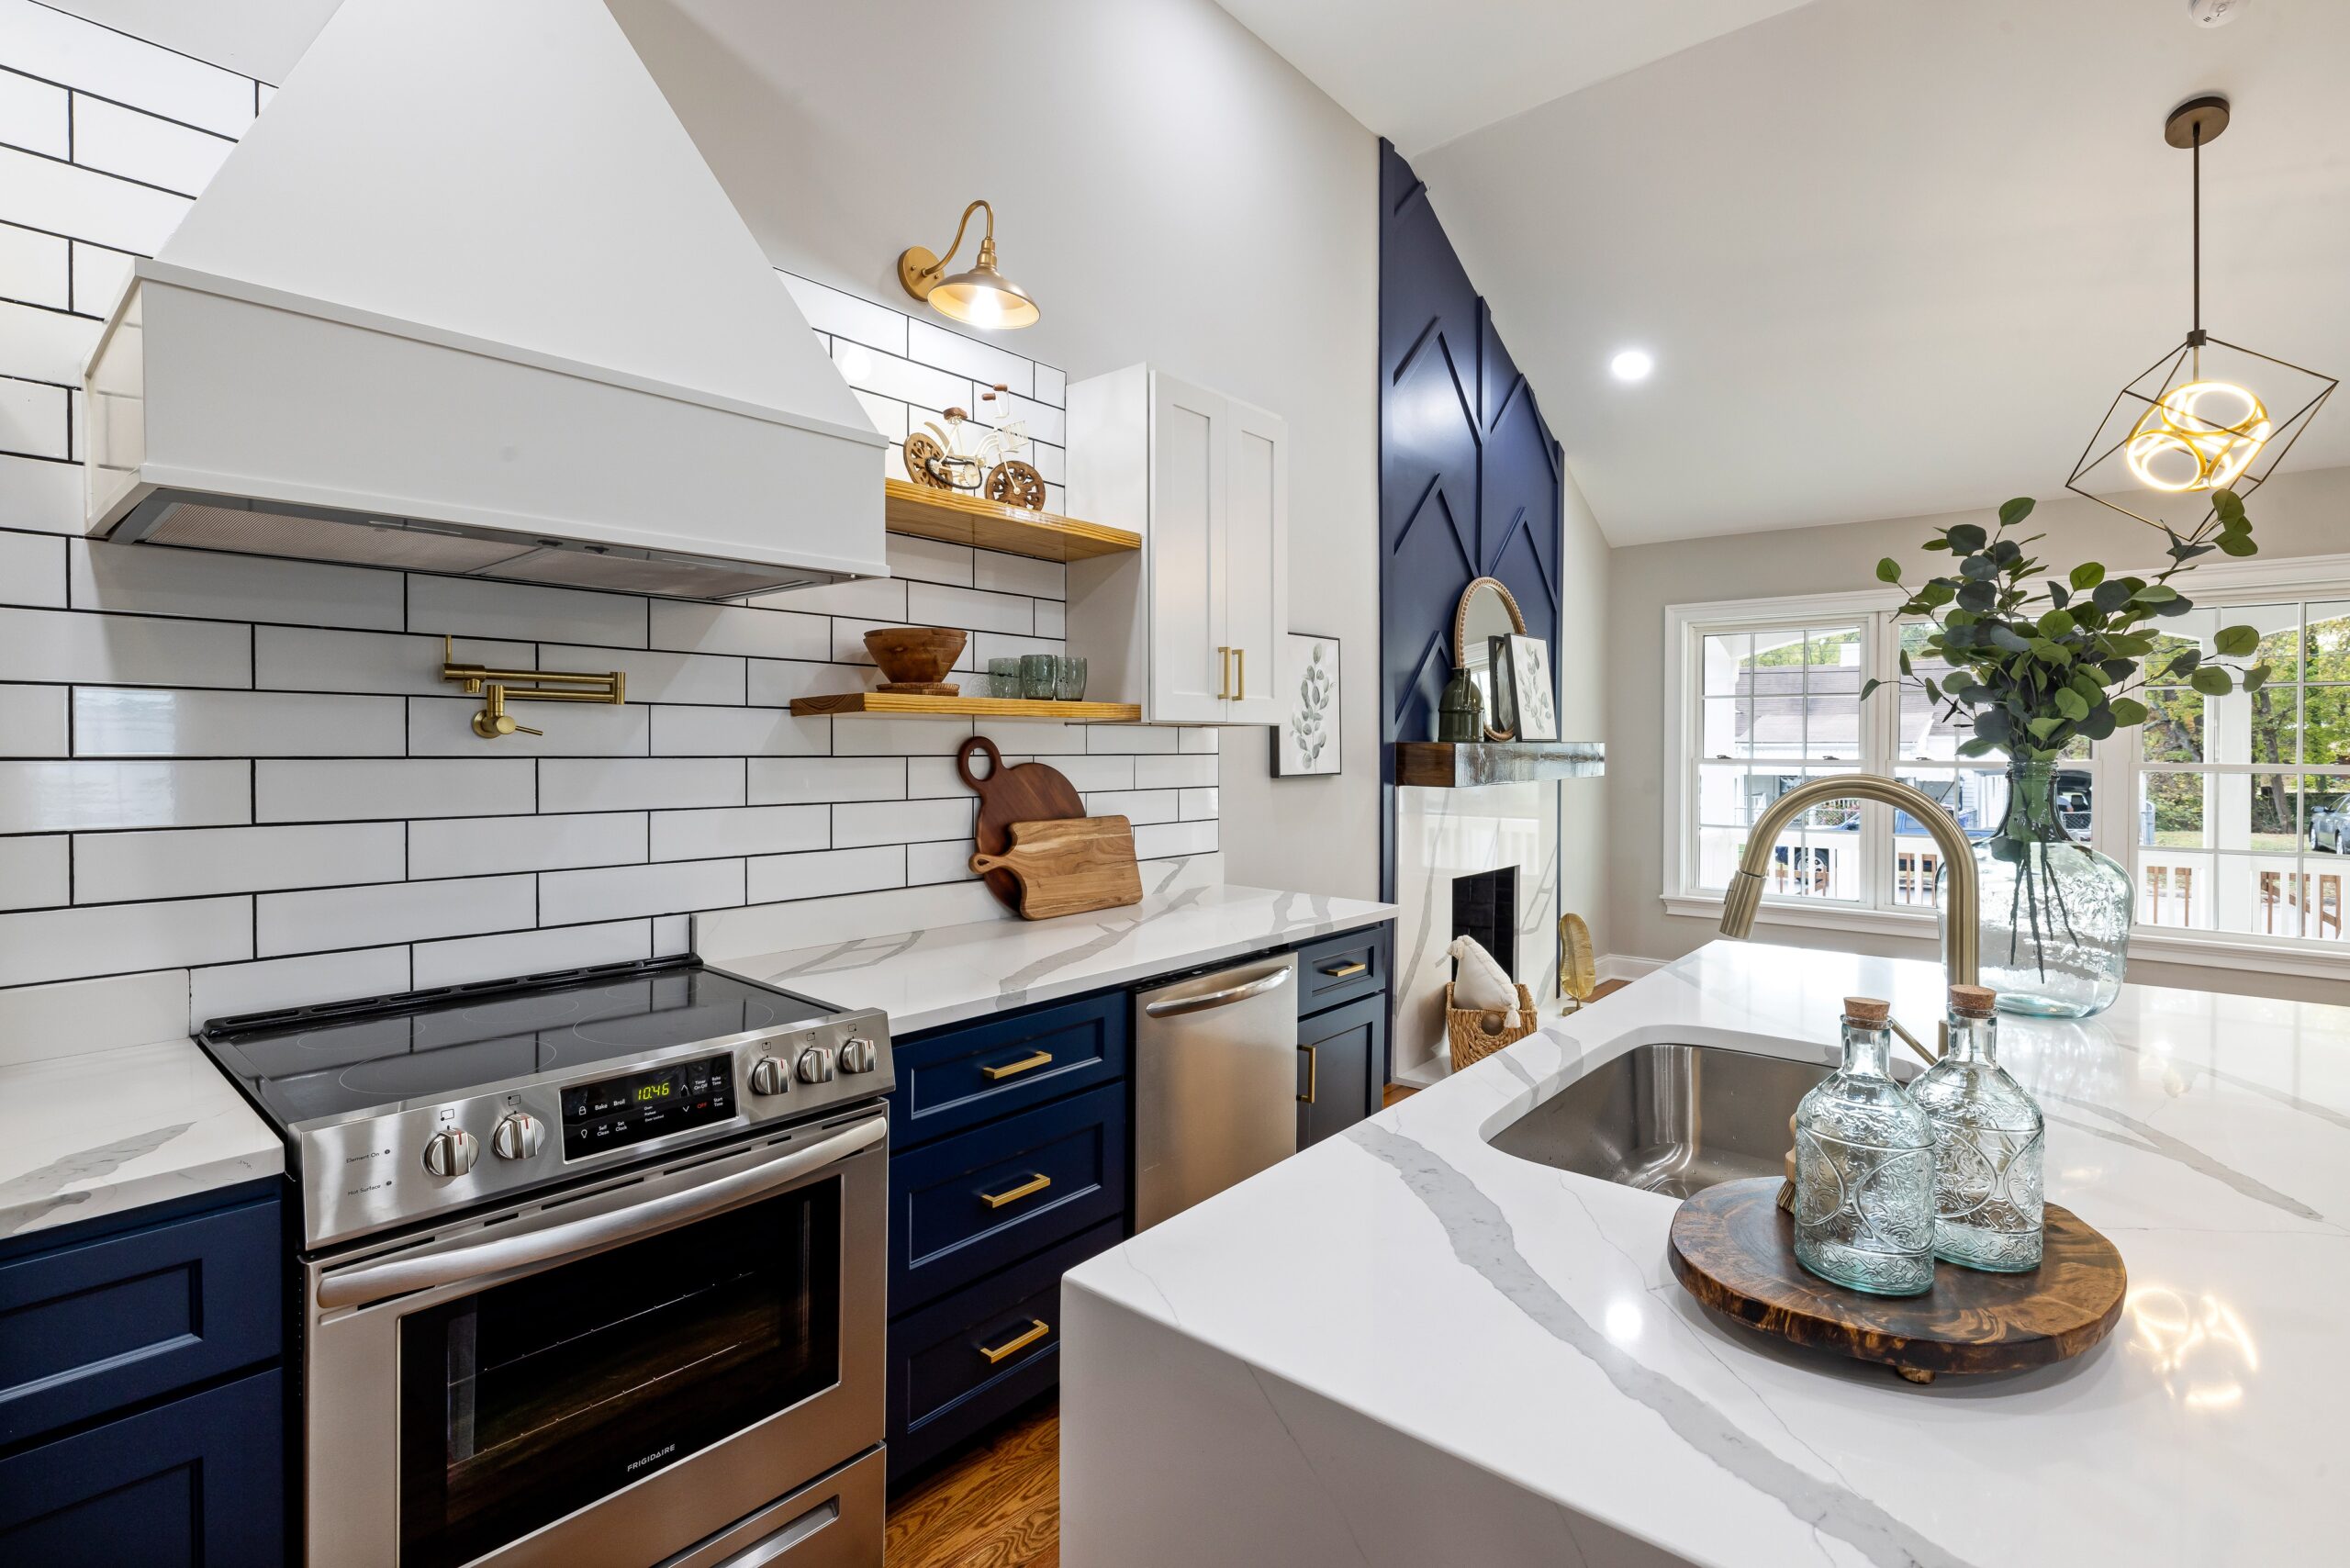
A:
[1134,953,1300,1228]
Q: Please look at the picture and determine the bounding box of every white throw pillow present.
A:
[1447,935,1516,1011]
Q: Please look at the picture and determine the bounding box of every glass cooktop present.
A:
[202,960,835,1126]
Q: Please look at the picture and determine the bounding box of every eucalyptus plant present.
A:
[1862,488,2267,761]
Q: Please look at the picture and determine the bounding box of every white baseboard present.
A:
[1598,953,1667,984]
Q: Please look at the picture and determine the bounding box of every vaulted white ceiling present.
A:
[1239,0,2350,545]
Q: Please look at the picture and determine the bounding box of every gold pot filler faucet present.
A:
[440,636,625,739]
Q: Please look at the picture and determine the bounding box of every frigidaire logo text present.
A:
[626,1443,677,1473]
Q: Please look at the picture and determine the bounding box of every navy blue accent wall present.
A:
[1378,140,1566,898]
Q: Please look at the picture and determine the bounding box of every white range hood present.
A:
[82,0,889,600]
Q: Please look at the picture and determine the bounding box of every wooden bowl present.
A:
[864,626,967,692]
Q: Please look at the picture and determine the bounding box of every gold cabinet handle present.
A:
[1297,1043,1317,1105]
[1235,647,1245,700]
[978,1318,1050,1364]
[979,1049,1053,1081]
[1319,960,1367,979]
[979,1172,1052,1209]
[1216,645,1232,700]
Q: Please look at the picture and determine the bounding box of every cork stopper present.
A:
[1842,996,1891,1025]
[1949,984,1998,1018]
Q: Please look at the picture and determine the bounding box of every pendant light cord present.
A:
[2192,125,2202,337]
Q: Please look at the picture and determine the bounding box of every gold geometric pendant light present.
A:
[2065,95,2336,531]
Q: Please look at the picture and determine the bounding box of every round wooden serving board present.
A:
[1667,1178,2126,1383]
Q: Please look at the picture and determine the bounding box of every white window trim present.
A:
[1661,552,2350,981]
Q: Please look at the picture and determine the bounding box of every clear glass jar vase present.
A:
[1910,984,2044,1272]
[1793,997,1936,1296]
[1951,758,2131,1019]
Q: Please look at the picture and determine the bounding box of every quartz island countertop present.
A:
[1061,940,2350,1568]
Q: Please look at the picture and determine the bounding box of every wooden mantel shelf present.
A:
[789,692,1142,722]
[1393,741,1606,789]
[883,478,1140,563]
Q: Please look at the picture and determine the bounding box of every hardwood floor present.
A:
[886,1400,1061,1568]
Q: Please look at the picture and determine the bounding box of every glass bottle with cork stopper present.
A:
[1909,983,2046,1271]
[1792,996,1936,1295]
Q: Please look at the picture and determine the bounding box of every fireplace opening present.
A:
[1450,868,1517,976]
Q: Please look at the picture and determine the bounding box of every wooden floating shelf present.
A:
[789,692,1143,722]
[883,479,1139,563]
[1393,741,1606,789]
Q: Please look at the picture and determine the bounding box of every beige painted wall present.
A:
[1558,465,1612,952]
[606,0,1384,900]
[1606,464,2350,1002]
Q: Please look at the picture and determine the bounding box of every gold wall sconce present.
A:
[898,199,1040,330]
[440,636,625,739]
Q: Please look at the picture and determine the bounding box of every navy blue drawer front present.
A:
[1298,993,1384,1150]
[890,1081,1127,1316]
[890,991,1128,1149]
[0,1366,284,1565]
[888,1217,1124,1482]
[0,1192,283,1448]
[1294,924,1391,1017]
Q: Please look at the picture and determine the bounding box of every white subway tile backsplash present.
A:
[832,340,970,414]
[538,757,742,813]
[881,533,974,588]
[257,758,534,822]
[0,833,67,909]
[649,805,826,862]
[405,695,650,757]
[253,627,533,697]
[71,537,406,628]
[537,858,743,924]
[1135,820,1217,860]
[1180,728,1220,753]
[744,658,865,709]
[0,894,249,987]
[0,221,68,308]
[971,550,1065,601]
[1085,724,1181,755]
[1034,600,1066,637]
[408,812,646,879]
[1027,442,1065,484]
[1179,786,1219,821]
[75,821,404,902]
[68,238,130,313]
[747,756,903,805]
[0,68,68,158]
[73,688,405,757]
[970,632,1065,669]
[0,0,254,135]
[538,644,745,706]
[0,757,246,832]
[1134,754,1217,790]
[0,967,187,1068]
[0,296,100,383]
[412,920,650,990]
[0,605,251,687]
[1081,790,1180,826]
[0,143,188,255]
[651,913,690,957]
[908,582,1033,636]
[257,874,535,958]
[0,375,66,459]
[0,685,67,756]
[409,575,645,648]
[647,600,827,661]
[848,389,907,442]
[0,528,64,604]
[831,716,974,756]
[832,796,972,848]
[757,573,906,622]
[973,718,1090,756]
[69,94,236,195]
[780,272,907,356]
[992,391,1065,445]
[0,451,79,533]
[650,705,826,757]
[744,845,903,904]
[188,946,409,1026]
[1033,364,1066,408]
[908,320,1033,398]
[905,838,979,886]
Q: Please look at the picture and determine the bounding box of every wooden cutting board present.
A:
[959,736,1088,911]
[968,816,1144,920]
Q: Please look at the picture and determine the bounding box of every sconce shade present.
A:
[899,201,1040,330]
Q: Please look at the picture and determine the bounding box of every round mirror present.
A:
[1454,577,1528,741]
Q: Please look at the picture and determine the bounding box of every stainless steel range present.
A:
[200,957,893,1568]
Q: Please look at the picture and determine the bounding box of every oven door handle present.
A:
[316,1115,887,1312]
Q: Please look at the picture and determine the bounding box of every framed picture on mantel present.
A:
[1498,633,1558,741]
[1272,632,1341,777]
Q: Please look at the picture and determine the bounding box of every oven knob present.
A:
[748,1055,790,1096]
[491,1112,543,1160]
[796,1047,835,1084]
[837,1037,878,1075]
[421,1128,478,1178]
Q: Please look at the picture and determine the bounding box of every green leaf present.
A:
[1919,580,1956,606]
[2244,662,2273,692]
[2165,648,2202,676]
[2070,563,2105,590]
[1923,538,1953,551]
[2028,716,2063,740]
[1986,624,2031,654]
[2135,583,2179,604]
[1875,556,1902,584]
[2036,608,2076,639]
[2189,666,2232,697]
[2219,532,2259,557]
[2212,487,2246,521]
[1946,523,1988,554]
[2213,624,2260,657]
[1997,498,2035,529]
[1960,554,1998,580]
[2109,696,2149,726]
[2054,687,2089,721]
[1860,678,1886,700]
[2091,581,2134,613]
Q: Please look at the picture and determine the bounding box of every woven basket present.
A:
[1446,982,1538,1071]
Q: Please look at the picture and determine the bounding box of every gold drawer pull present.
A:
[1216,645,1232,700]
[1319,960,1368,979]
[979,1172,1052,1209]
[1297,1043,1317,1105]
[978,1318,1050,1364]
[979,1050,1053,1081]
[1235,647,1246,700]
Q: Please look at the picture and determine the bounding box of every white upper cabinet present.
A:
[1065,366,1289,725]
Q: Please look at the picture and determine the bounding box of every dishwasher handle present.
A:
[1142,966,1292,1018]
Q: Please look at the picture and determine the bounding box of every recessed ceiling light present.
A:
[1610,349,1654,382]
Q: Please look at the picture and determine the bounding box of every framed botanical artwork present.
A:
[1271,633,1341,776]
[1498,633,1558,741]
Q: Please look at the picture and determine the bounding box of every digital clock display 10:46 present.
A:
[635,1080,673,1103]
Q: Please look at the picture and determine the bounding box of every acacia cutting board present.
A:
[968,816,1144,920]
[959,736,1087,911]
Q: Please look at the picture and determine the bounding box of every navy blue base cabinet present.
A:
[0,1180,288,1566]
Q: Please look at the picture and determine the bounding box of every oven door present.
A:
[305,1112,887,1568]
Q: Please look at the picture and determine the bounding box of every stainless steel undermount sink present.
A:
[1488,1042,1898,1198]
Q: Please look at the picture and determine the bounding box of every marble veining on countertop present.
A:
[0,1036,283,1240]
[717,877,1396,1035]
[1062,940,2350,1567]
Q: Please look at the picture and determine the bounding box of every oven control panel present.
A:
[561,1053,734,1159]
